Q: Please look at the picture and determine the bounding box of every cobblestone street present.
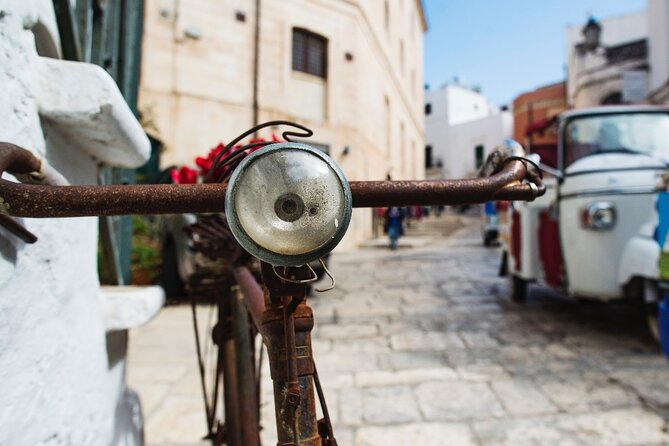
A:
[129,214,669,446]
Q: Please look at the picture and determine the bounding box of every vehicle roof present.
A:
[561,105,669,120]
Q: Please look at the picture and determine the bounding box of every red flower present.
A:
[170,166,198,184]
[172,134,284,184]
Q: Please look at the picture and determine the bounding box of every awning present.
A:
[525,116,557,137]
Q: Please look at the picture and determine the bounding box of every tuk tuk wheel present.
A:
[508,274,527,303]
[642,279,660,342]
[646,302,659,342]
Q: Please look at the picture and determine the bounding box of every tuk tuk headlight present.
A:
[581,202,616,230]
[225,143,352,266]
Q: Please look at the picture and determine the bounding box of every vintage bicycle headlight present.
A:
[225,143,352,266]
[581,202,616,230]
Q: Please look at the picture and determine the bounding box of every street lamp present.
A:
[582,16,601,52]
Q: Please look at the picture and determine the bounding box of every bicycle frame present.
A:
[0,140,544,445]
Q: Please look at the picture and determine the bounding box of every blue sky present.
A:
[423,0,646,106]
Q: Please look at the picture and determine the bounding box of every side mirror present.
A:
[525,153,564,181]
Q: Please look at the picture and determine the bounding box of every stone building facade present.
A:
[512,82,566,167]
[648,0,669,104]
[138,0,427,247]
[565,12,648,108]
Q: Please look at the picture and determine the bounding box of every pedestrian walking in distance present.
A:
[385,206,405,250]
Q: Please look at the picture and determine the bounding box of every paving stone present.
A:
[134,383,171,419]
[336,303,403,318]
[355,422,477,446]
[127,363,189,384]
[331,337,391,353]
[354,366,458,387]
[543,342,579,359]
[456,363,509,382]
[316,386,340,425]
[361,385,421,424]
[318,323,378,339]
[143,396,209,444]
[459,330,500,348]
[475,408,669,445]
[400,303,453,317]
[311,337,332,353]
[389,330,465,351]
[338,386,365,426]
[609,367,669,406]
[537,373,640,411]
[331,427,354,446]
[375,321,422,336]
[415,381,505,421]
[557,408,669,445]
[315,351,379,373]
[474,416,588,446]
[315,372,354,390]
[491,379,558,416]
[378,350,450,370]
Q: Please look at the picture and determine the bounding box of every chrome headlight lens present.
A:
[581,202,616,230]
[225,143,352,266]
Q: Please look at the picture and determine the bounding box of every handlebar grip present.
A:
[0,142,71,242]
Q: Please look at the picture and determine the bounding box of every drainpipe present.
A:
[252,0,261,136]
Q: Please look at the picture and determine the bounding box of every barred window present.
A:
[292,28,328,79]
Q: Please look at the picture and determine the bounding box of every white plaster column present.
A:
[0,1,161,444]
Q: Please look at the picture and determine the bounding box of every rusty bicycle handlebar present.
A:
[0,142,543,217]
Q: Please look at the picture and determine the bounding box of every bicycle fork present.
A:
[260,262,336,446]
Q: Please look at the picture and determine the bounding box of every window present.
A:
[292,28,328,78]
[475,145,485,168]
[564,112,669,167]
[425,145,433,168]
[425,103,432,115]
[601,92,622,105]
[384,1,389,32]
[399,39,405,74]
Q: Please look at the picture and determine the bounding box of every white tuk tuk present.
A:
[501,105,669,338]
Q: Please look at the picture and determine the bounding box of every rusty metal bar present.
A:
[0,215,37,243]
[233,288,261,446]
[261,263,321,446]
[233,266,266,335]
[219,289,243,446]
[0,143,542,218]
[0,181,227,217]
[349,160,536,207]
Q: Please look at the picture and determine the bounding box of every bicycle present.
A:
[0,122,543,445]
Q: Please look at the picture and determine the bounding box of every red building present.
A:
[513,82,567,167]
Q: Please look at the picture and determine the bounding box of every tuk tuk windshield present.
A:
[565,112,669,167]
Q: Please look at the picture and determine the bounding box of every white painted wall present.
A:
[425,84,512,179]
[0,1,159,444]
[648,0,669,103]
[425,84,495,126]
